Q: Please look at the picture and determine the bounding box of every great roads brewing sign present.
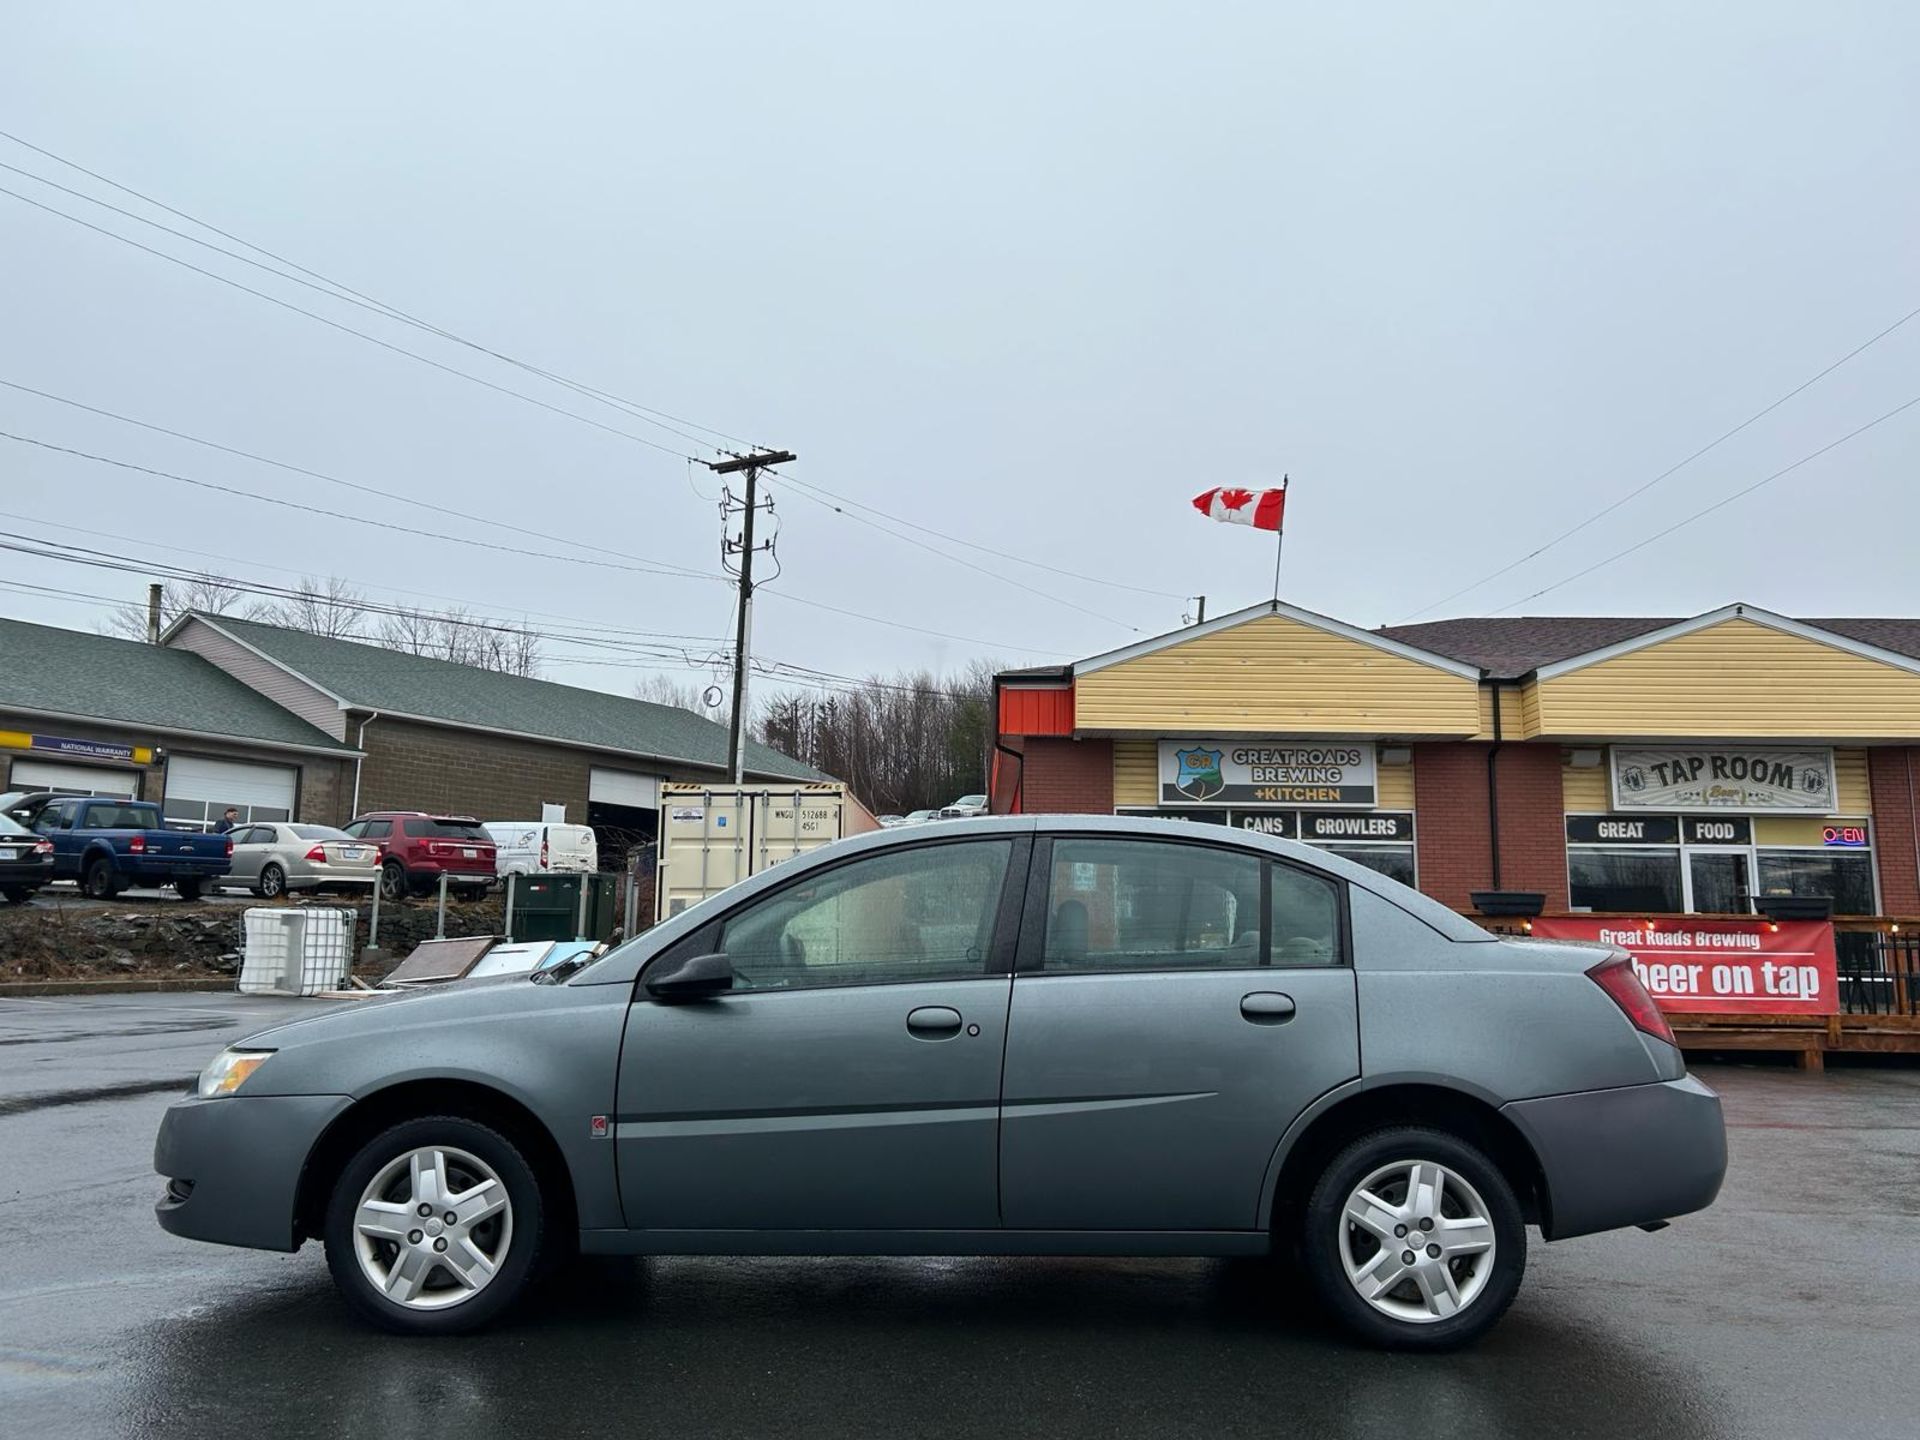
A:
[1610,746,1834,812]
[1532,917,1838,1016]
[1158,740,1376,807]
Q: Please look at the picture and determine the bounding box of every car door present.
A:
[616,834,1027,1232]
[226,826,267,884]
[999,834,1360,1232]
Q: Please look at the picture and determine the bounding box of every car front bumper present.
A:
[1502,1074,1727,1240]
[154,1093,352,1251]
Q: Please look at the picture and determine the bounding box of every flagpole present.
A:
[1270,475,1288,606]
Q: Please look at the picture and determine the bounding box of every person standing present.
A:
[213,807,240,835]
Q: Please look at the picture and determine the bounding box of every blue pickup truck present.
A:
[2,794,233,900]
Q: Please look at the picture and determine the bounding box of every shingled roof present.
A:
[1378,615,1920,679]
[0,617,353,751]
[188,614,822,780]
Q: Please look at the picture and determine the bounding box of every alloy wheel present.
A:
[1338,1158,1496,1323]
[352,1145,514,1310]
[261,865,284,897]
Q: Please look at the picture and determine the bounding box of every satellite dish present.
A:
[702,684,725,709]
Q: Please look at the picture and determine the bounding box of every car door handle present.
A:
[905,1006,964,1040]
[1240,992,1296,1024]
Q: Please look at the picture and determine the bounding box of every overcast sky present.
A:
[4,3,1917,702]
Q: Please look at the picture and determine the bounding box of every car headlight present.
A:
[197,1048,274,1099]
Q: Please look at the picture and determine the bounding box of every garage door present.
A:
[590,767,662,809]
[8,759,139,799]
[163,755,298,831]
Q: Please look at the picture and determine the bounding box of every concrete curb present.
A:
[0,977,234,998]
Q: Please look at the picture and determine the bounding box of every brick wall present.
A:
[1868,747,1920,916]
[355,717,595,822]
[1413,741,1567,911]
[1020,736,1114,814]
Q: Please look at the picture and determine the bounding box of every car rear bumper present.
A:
[0,858,54,885]
[1502,1074,1726,1240]
[154,1093,352,1251]
[409,861,494,884]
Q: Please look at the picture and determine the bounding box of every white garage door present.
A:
[590,767,662,809]
[8,759,139,799]
[164,755,298,831]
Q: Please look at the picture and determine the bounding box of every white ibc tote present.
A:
[238,907,355,995]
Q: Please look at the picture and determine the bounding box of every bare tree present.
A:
[376,604,542,677]
[251,574,367,639]
[632,673,723,718]
[105,573,247,640]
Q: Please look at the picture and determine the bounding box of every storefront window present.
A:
[1569,848,1683,913]
[1321,844,1416,887]
[1755,851,1876,915]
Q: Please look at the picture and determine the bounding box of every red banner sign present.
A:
[1531,917,1838,1015]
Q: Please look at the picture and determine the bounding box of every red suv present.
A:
[342,812,496,901]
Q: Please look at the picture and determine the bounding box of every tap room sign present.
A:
[1159,741,1377,807]
[1610,747,1834,813]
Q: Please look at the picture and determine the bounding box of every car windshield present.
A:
[0,813,29,837]
[956,795,986,807]
[292,825,350,841]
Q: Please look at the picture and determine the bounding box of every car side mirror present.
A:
[645,951,734,1001]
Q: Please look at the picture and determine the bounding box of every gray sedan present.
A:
[223,823,381,898]
[154,816,1725,1348]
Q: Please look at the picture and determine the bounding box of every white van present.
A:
[482,821,599,876]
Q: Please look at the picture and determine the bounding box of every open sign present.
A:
[1821,825,1868,847]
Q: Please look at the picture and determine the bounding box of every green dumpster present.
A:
[506,873,622,943]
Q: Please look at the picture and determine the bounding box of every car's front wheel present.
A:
[323,1116,544,1334]
[1301,1126,1525,1350]
[379,861,406,903]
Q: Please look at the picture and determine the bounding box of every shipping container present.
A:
[655,783,847,921]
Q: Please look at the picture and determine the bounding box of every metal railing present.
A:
[1834,924,1919,1016]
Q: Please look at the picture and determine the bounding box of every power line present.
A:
[769,469,1187,601]
[1488,390,1920,613]
[772,477,1143,631]
[0,182,705,460]
[0,428,1060,654]
[0,427,722,581]
[0,377,714,576]
[0,152,740,454]
[1399,301,1920,621]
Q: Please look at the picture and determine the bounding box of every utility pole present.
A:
[707,450,795,782]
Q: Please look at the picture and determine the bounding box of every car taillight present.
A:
[33,839,52,855]
[129,834,145,854]
[305,845,328,862]
[226,837,234,857]
[540,840,548,868]
[1588,953,1675,1045]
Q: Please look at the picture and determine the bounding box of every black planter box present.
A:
[1471,890,1546,918]
[1753,895,1833,921]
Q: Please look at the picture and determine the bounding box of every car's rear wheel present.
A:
[83,858,120,900]
[1301,1126,1524,1351]
[379,861,406,903]
[174,879,205,901]
[259,863,286,899]
[0,885,33,904]
[323,1116,544,1335]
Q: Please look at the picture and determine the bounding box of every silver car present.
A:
[154,816,1725,1347]
[224,822,382,898]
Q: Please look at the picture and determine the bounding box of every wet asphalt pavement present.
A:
[2,993,1916,1440]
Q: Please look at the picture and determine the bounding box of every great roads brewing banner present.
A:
[1157,740,1376,807]
[1532,917,1839,1016]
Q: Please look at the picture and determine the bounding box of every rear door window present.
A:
[1042,839,1264,972]
[403,818,489,841]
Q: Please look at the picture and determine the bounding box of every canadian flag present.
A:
[1192,485,1285,532]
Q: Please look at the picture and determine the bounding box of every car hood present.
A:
[234,973,587,1053]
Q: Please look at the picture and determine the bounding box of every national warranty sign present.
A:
[1158,740,1376,806]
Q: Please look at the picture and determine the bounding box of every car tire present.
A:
[175,879,205,902]
[379,862,406,903]
[83,858,120,900]
[1301,1125,1525,1351]
[323,1115,546,1336]
[0,885,33,905]
[259,864,286,899]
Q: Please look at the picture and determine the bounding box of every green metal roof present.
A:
[0,617,354,752]
[196,614,823,780]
